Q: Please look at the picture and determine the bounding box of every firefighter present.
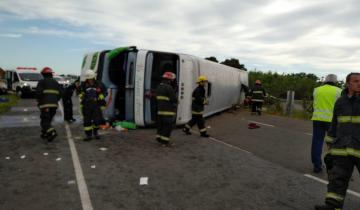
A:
[62,78,79,122]
[311,74,341,173]
[250,80,266,115]
[155,71,177,146]
[36,67,62,142]
[182,75,210,137]
[315,72,360,210]
[79,70,106,141]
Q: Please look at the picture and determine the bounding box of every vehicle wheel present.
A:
[17,90,24,98]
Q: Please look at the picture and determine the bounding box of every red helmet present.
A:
[41,67,53,74]
[162,72,176,80]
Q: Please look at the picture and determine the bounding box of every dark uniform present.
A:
[62,82,77,122]
[250,84,266,115]
[155,81,177,144]
[183,85,209,137]
[36,77,62,141]
[79,81,106,140]
[320,94,360,209]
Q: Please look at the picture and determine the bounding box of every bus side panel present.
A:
[176,55,196,125]
[197,59,242,116]
[134,50,147,126]
[239,70,249,104]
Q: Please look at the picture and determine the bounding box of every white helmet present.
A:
[84,70,96,80]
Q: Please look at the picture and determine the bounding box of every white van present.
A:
[5,68,43,98]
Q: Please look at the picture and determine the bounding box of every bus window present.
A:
[207,82,212,97]
[14,73,19,82]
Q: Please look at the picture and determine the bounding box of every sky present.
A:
[0,0,359,80]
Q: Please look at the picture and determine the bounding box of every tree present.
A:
[205,56,219,63]
[221,58,247,70]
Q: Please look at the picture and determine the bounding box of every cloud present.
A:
[0,33,22,38]
[0,0,360,77]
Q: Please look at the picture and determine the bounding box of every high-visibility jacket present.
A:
[36,78,62,109]
[311,84,341,122]
[192,85,207,115]
[325,94,360,157]
[250,84,266,103]
[156,82,177,116]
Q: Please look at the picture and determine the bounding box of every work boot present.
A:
[182,127,191,135]
[313,165,323,173]
[314,204,339,210]
[83,135,92,141]
[93,128,100,139]
[200,133,210,138]
[47,130,57,142]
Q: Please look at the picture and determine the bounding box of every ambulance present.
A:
[5,67,43,98]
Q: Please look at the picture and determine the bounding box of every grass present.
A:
[0,94,19,115]
[264,103,312,121]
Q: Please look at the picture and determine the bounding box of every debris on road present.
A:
[139,177,148,185]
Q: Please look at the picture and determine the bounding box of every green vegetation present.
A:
[0,94,19,115]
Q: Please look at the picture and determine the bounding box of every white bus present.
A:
[81,46,248,126]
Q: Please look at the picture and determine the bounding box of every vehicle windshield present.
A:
[19,73,43,81]
[54,77,65,82]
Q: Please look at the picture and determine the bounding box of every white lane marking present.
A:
[68,180,76,185]
[248,120,275,127]
[209,137,252,154]
[190,129,252,154]
[140,177,148,185]
[304,174,360,199]
[60,102,94,210]
[305,133,313,136]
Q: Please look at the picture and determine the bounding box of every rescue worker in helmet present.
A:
[315,72,360,210]
[155,71,178,146]
[79,70,106,141]
[62,78,80,123]
[250,79,266,115]
[36,67,62,142]
[182,75,210,137]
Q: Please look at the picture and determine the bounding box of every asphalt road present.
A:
[0,98,359,210]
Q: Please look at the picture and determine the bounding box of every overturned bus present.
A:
[80,46,248,126]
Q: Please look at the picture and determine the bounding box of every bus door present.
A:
[144,52,179,125]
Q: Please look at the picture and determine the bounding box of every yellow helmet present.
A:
[197,75,208,83]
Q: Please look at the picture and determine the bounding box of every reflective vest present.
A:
[311,84,341,122]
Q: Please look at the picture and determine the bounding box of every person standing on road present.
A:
[311,74,342,173]
[182,75,210,137]
[315,72,360,210]
[250,80,266,115]
[62,78,80,123]
[155,72,177,146]
[36,67,62,142]
[79,70,106,141]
